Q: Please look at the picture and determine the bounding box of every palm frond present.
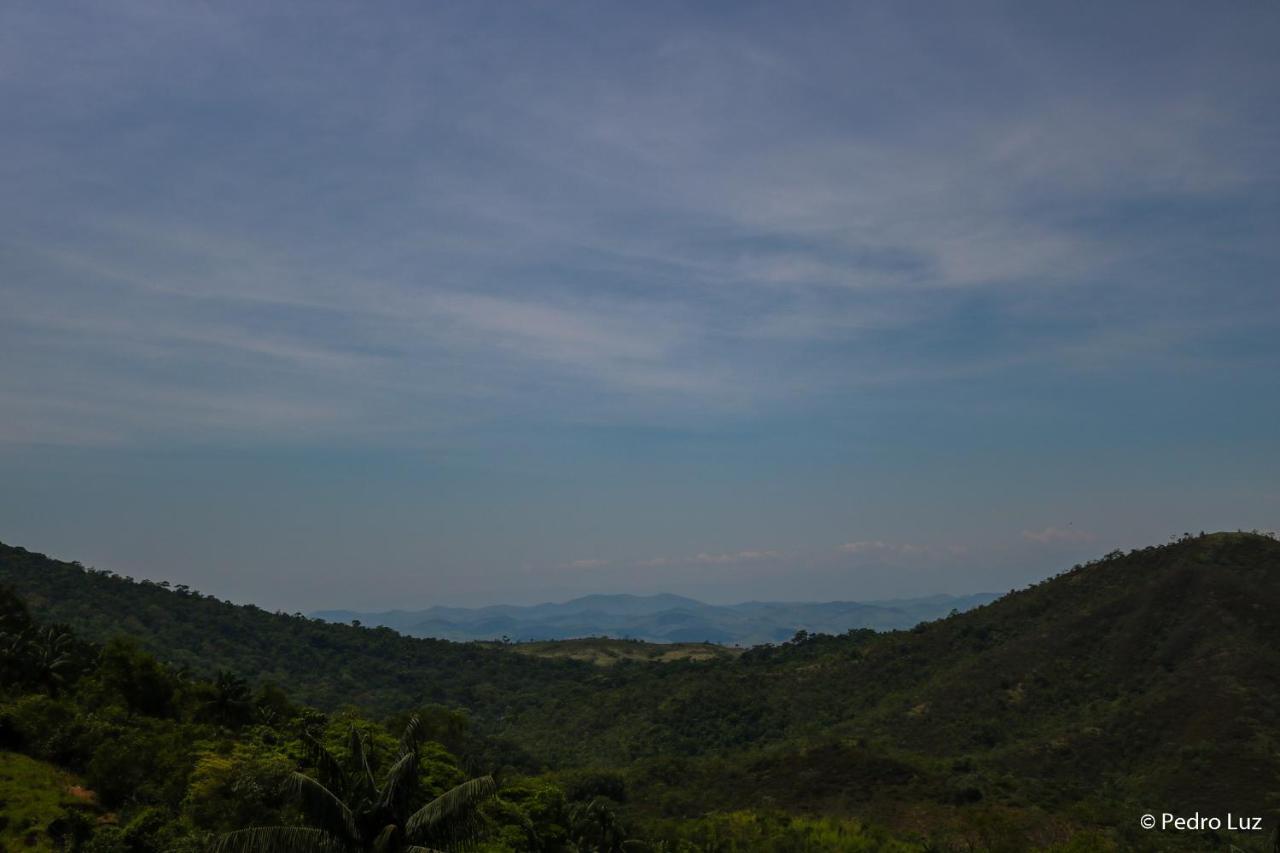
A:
[213,826,350,853]
[286,772,359,842]
[376,750,419,813]
[304,731,349,795]
[371,823,400,853]
[347,725,378,796]
[405,775,497,847]
[399,713,424,751]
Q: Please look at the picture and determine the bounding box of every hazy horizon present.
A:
[314,589,1001,612]
[2,2,1278,612]
[0,525,1260,613]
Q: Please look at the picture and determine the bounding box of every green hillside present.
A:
[0,751,91,851]
[0,541,591,720]
[498,637,743,666]
[3,533,1280,850]
[509,532,1280,846]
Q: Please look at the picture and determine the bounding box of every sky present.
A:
[1,1,1278,611]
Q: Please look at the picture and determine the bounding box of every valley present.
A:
[2,533,1278,849]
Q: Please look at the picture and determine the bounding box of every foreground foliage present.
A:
[215,717,496,853]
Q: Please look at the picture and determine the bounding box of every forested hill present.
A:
[4,532,1280,840]
[0,540,591,718]
[2,535,1280,845]
[496,531,1280,826]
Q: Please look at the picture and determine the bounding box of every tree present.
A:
[27,626,78,695]
[566,797,642,853]
[203,670,254,728]
[92,637,177,717]
[0,623,79,695]
[0,586,35,688]
[214,715,496,853]
[0,584,31,633]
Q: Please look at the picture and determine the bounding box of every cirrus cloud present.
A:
[1022,527,1096,545]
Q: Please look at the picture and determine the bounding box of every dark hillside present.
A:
[843,532,1280,812]
[0,541,592,720]
[495,533,1280,828]
[4,533,1278,846]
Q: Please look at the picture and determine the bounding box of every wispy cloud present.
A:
[1022,527,1096,546]
[2,3,1275,448]
[691,550,780,565]
[0,2,1277,609]
[562,558,611,570]
[634,550,781,568]
[839,540,931,556]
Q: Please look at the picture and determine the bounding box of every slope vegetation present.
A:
[495,533,1280,832]
[0,541,590,719]
[4,533,1279,849]
[0,751,90,851]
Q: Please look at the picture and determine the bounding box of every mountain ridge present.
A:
[312,591,1000,644]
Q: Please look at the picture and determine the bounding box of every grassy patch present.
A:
[0,750,88,851]
[502,637,744,666]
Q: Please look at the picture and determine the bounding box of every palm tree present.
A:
[0,628,28,685]
[27,626,76,695]
[215,715,496,853]
[0,625,77,695]
[566,797,644,853]
[205,669,254,728]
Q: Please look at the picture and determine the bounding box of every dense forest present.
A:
[2,533,1279,850]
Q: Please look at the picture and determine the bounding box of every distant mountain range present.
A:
[312,591,1001,645]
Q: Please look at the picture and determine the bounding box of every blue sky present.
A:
[1,1,1277,610]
